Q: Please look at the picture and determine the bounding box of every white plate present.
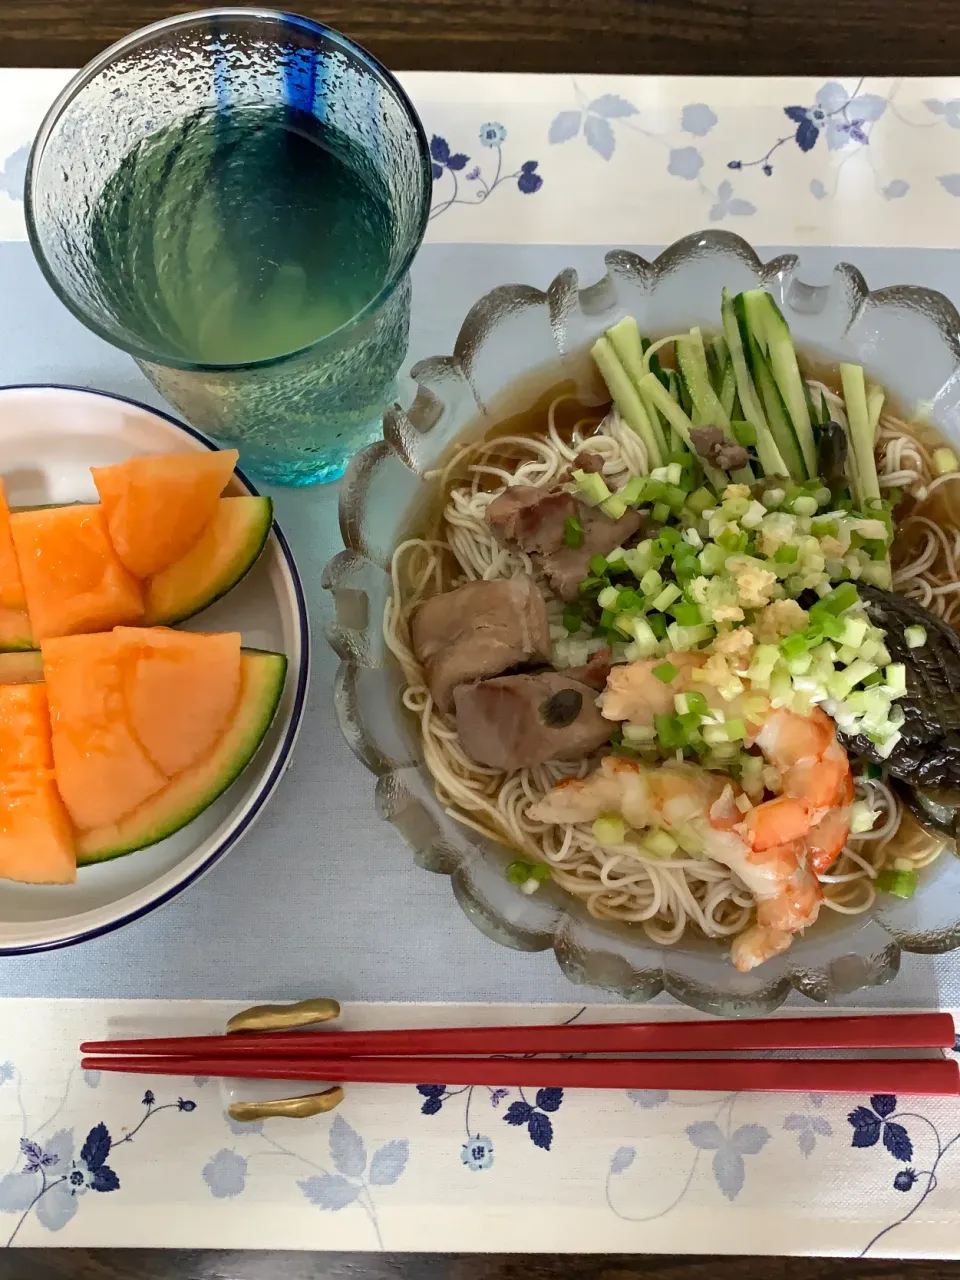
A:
[0,385,309,954]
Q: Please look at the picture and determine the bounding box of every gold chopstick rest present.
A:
[226,997,341,1035]
[226,998,344,1123]
[228,1086,345,1122]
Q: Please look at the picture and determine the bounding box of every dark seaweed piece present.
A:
[840,585,960,787]
[892,778,960,839]
[818,420,849,499]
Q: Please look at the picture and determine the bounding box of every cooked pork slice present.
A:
[541,506,644,601]
[454,671,610,770]
[410,577,551,712]
[485,486,577,555]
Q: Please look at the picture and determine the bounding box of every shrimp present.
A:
[529,755,823,970]
[601,658,855,874]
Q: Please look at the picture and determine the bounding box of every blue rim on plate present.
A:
[0,384,310,956]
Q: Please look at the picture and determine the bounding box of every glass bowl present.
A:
[323,228,960,1015]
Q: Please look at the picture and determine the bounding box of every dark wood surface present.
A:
[3,0,960,75]
[4,1,960,1278]
[4,1255,960,1280]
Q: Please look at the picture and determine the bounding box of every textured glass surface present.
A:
[324,229,960,1013]
[25,9,431,486]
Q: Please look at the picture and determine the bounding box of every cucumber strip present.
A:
[721,288,790,479]
[748,339,807,481]
[802,377,820,438]
[639,372,727,490]
[740,290,818,477]
[591,336,665,468]
[840,363,881,503]
[719,358,738,418]
[709,333,729,381]
[603,319,669,458]
[866,382,886,439]
[676,330,754,481]
[639,336,671,390]
[663,372,687,453]
[673,363,694,418]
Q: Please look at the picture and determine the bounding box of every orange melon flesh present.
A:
[0,683,75,885]
[92,449,239,579]
[114,627,242,777]
[0,482,33,651]
[10,505,144,641]
[42,632,166,831]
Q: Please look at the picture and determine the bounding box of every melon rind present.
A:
[144,496,273,626]
[76,649,287,864]
[0,651,44,683]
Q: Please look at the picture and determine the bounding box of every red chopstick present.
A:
[79,1052,960,1096]
[79,1013,954,1059]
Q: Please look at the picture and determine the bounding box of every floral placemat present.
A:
[2,999,960,1257]
[4,69,960,1257]
[4,72,960,246]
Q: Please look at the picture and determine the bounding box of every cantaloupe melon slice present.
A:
[115,626,241,777]
[42,632,166,831]
[0,683,75,885]
[92,449,239,578]
[11,505,144,641]
[144,496,273,625]
[0,481,33,652]
[77,649,286,864]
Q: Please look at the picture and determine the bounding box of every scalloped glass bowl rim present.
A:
[325,228,960,1014]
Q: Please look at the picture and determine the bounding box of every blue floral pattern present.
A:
[845,1092,960,1256]
[429,123,542,220]
[0,1086,196,1245]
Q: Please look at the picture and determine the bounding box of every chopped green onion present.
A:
[875,867,919,899]
[652,502,670,523]
[647,613,668,640]
[657,526,683,549]
[653,661,678,684]
[717,528,748,554]
[724,718,746,741]
[506,860,534,885]
[641,828,679,858]
[578,576,603,595]
[699,543,728,575]
[811,517,839,538]
[774,544,799,564]
[687,487,715,515]
[761,487,785,509]
[623,723,656,745]
[685,690,708,716]
[671,602,703,627]
[840,617,868,648]
[601,494,629,520]
[618,476,647,506]
[792,494,818,517]
[572,469,612,505]
[779,631,810,661]
[665,462,683,486]
[640,568,662,595]
[597,585,621,610]
[563,515,584,548]
[664,484,688,510]
[905,625,927,649]
[652,583,683,611]
[885,663,907,697]
[655,713,685,749]
[934,446,959,476]
[562,606,582,633]
[592,814,628,845]
[590,554,610,576]
[811,582,859,617]
[741,500,767,529]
